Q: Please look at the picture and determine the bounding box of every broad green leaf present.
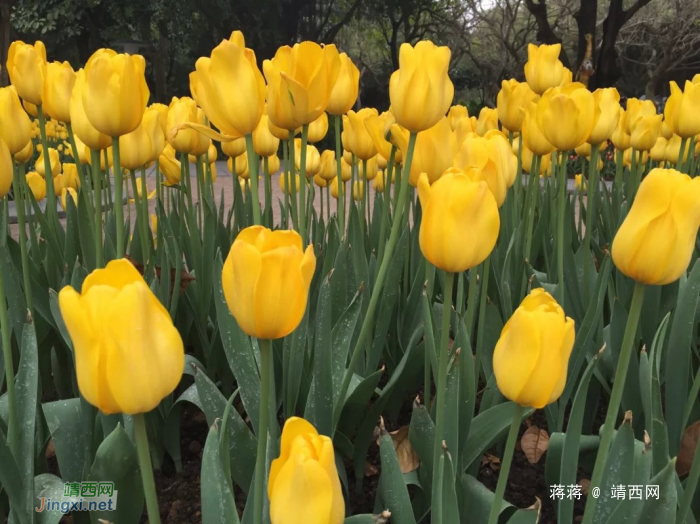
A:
[42,398,84,483]
[378,425,416,524]
[201,422,240,524]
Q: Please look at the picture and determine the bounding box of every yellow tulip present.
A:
[158,148,181,186]
[341,157,352,182]
[660,120,673,140]
[352,180,364,201]
[391,117,457,185]
[630,114,662,151]
[269,417,344,524]
[129,178,156,204]
[192,31,266,138]
[15,140,34,164]
[611,109,632,151]
[665,134,691,165]
[612,168,700,285]
[35,147,61,178]
[119,108,165,170]
[208,162,218,183]
[497,79,538,133]
[307,112,329,143]
[70,69,111,151]
[264,42,340,130]
[587,88,620,145]
[475,107,499,136]
[24,100,38,117]
[313,174,327,188]
[58,259,184,414]
[327,52,360,116]
[624,99,656,135]
[253,109,281,157]
[279,172,300,195]
[574,174,586,192]
[521,102,554,157]
[330,178,344,199]
[62,163,80,190]
[60,187,78,210]
[222,136,247,158]
[447,105,469,132]
[373,171,387,193]
[344,108,379,160]
[266,155,281,174]
[222,226,315,339]
[621,148,648,168]
[0,140,11,198]
[389,41,454,132]
[319,150,338,181]
[365,111,401,164]
[0,86,32,155]
[43,61,76,123]
[524,43,567,95]
[229,153,250,179]
[493,288,575,408]
[7,40,47,105]
[417,170,499,272]
[26,171,46,200]
[649,137,668,162]
[53,173,65,196]
[513,140,551,175]
[82,49,150,137]
[362,156,379,181]
[454,133,515,206]
[664,80,700,138]
[342,149,353,166]
[294,140,321,176]
[167,97,204,154]
[537,83,596,151]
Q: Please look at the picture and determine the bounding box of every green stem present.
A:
[140,166,151,267]
[263,156,271,226]
[334,115,345,235]
[431,271,455,524]
[0,219,18,459]
[91,150,104,268]
[522,155,541,265]
[133,413,161,524]
[360,159,367,239]
[111,137,125,258]
[556,152,567,309]
[287,137,299,231]
[474,257,491,381]
[12,160,33,313]
[582,282,645,523]
[333,131,417,429]
[245,134,262,225]
[465,265,479,341]
[683,136,695,175]
[298,125,309,244]
[66,124,90,196]
[583,144,600,302]
[613,149,624,217]
[37,105,57,227]
[487,403,525,524]
[677,137,689,170]
[253,339,272,524]
[377,148,395,265]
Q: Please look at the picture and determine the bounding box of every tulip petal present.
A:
[269,417,319,498]
[81,258,144,294]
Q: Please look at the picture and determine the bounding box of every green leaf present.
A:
[459,474,537,524]
[378,423,416,524]
[0,242,27,344]
[336,368,383,446]
[34,473,68,524]
[306,273,333,435]
[440,448,460,524]
[77,187,96,272]
[42,398,84,483]
[201,422,240,524]
[331,285,364,407]
[0,429,30,524]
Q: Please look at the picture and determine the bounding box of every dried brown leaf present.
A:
[521,425,549,464]
[365,461,379,477]
[677,420,700,477]
[388,426,420,474]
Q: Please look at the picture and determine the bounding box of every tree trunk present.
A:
[574,0,597,71]
[0,0,11,86]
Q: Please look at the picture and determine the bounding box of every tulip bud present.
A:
[222,226,315,339]
[664,134,691,165]
[624,99,656,135]
[574,174,586,192]
[120,108,165,170]
[536,83,597,151]
[159,147,181,186]
[253,109,281,157]
[319,150,337,181]
[279,172,300,195]
[265,155,280,175]
[0,86,32,155]
[26,171,46,200]
[476,107,499,136]
[373,171,387,193]
[330,177,344,199]
[229,153,250,179]
[447,105,469,131]
[58,259,184,414]
[497,79,538,133]
[389,41,454,132]
[43,61,76,123]
[524,43,567,95]
[15,140,34,164]
[649,137,668,162]
[222,136,247,158]
[62,163,80,190]
[307,112,329,143]
[493,288,575,408]
[60,187,78,210]
[327,52,360,116]
[7,40,47,106]
[513,140,551,175]
[293,140,321,177]
[0,140,11,198]
[521,102,554,157]
[611,109,632,151]
[344,108,379,160]
[269,417,345,524]
[664,80,700,138]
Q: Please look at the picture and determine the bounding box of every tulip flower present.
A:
[62,163,80,190]
[513,140,551,175]
[493,288,575,408]
[497,79,538,133]
[365,111,401,165]
[630,114,662,151]
[25,171,46,201]
[624,98,656,135]
[660,120,673,140]
[158,148,182,186]
[664,80,700,138]
[7,40,47,106]
[612,168,700,285]
[330,178,344,199]
[454,134,515,206]
[0,86,32,155]
[35,147,61,178]
[275,172,298,195]
[536,83,597,151]
[373,172,386,193]
[264,42,340,130]
[228,153,250,179]
[389,41,454,132]
[344,108,379,160]
[192,31,266,138]
[60,187,78,210]
[167,97,210,155]
[665,134,691,165]
[268,417,345,524]
[574,174,586,192]
[587,88,620,145]
[222,226,315,339]
[222,136,247,158]
[362,156,379,181]
[621,148,648,168]
[340,157,352,182]
[476,107,499,136]
[307,112,329,143]
[319,150,339,181]
[15,140,33,164]
[149,102,169,135]
[327,52,360,116]
[120,108,165,170]
[70,69,111,151]
[391,117,457,185]
[524,43,567,95]
[294,140,321,177]
[267,155,281,174]
[611,108,631,151]
[0,140,11,198]
[521,102,555,157]
[352,180,364,201]
[417,170,499,272]
[253,108,281,157]
[447,105,469,131]
[649,137,668,162]
[43,61,76,123]
[53,174,65,196]
[313,174,328,188]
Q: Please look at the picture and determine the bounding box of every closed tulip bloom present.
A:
[70,69,111,151]
[455,134,516,206]
[319,150,338,181]
[313,174,327,188]
[574,174,586,192]
[624,98,656,135]
[268,118,296,141]
[587,88,620,144]
[524,43,567,95]
[611,109,631,151]
[267,155,281,174]
[476,107,499,136]
[269,417,344,524]
[330,178,344,198]
[222,136,248,158]
[193,31,266,137]
[493,288,575,408]
[342,148,353,165]
[26,171,46,200]
[222,226,315,339]
[391,117,457,185]
[630,114,662,151]
[612,168,700,285]
[664,134,691,165]
[497,79,538,133]
[264,42,340,130]
[344,108,379,160]
[119,108,165,170]
[60,187,78,210]
[279,172,300,195]
[253,109,281,157]
[537,83,597,151]
[15,140,34,164]
[294,140,322,176]
[621,148,648,168]
[664,80,700,138]
[389,41,454,132]
[7,40,47,105]
[35,147,61,178]
[0,86,32,155]
[417,170,499,272]
[454,116,477,145]
[327,52,360,115]
[341,157,352,182]
[82,49,149,137]
[167,97,209,155]
[522,102,554,157]
[58,259,184,414]
[307,112,329,143]
[373,172,387,193]
[149,102,169,136]
[513,140,551,175]
[352,180,364,201]
[230,153,250,179]
[0,140,11,198]
[660,120,673,140]
[365,111,401,164]
[649,137,668,162]
[159,148,181,186]
[53,174,65,196]
[447,105,469,131]
[62,163,80,190]
[43,61,76,123]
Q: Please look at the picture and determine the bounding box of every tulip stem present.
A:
[298,125,309,245]
[487,403,525,524]
[677,137,688,171]
[431,270,455,524]
[66,124,90,198]
[253,338,272,524]
[133,413,161,524]
[555,151,567,309]
[377,147,395,265]
[475,257,491,382]
[583,143,600,303]
[287,138,299,231]
[334,115,345,236]
[245,133,262,226]
[11,160,33,314]
[91,150,104,268]
[263,156,271,226]
[37,105,58,229]
[333,131,417,430]
[582,282,645,524]
[111,137,125,258]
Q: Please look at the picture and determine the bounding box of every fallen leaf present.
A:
[481,452,501,471]
[388,426,420,473]
[677,421,700,477]
[365,462,379,477]
[521,425,549,464]
[579,478,591,496]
